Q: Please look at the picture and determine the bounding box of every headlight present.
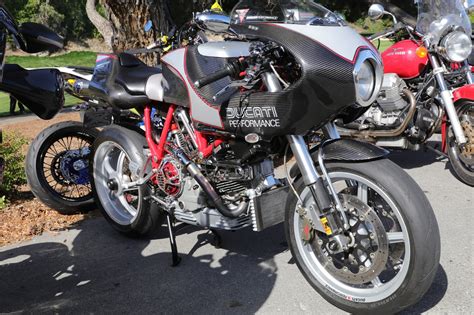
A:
[441,31,472,62]
[353,49,383,107]
[355,61,375,102]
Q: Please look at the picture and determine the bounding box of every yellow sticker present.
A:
[130,108,140,116]
[67,79,76,85]
[321,217,333,236]
[211,0,223,12]
[160,35,169,45]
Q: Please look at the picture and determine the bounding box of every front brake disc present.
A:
[309,194,389,285]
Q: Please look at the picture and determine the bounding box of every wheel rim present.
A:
[448,104,474,171]
[40,134,93,202]
[93,141,141,226]
[293,171,411,303]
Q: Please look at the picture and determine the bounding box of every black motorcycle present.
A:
[84,1,438,313]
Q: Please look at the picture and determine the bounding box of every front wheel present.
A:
[285,158,440,314]
[447,102,474,186]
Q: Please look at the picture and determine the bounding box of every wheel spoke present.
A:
[104,155,118,178]
[357,183,368,203]
[387,232,405,244]
[371,277,383,287]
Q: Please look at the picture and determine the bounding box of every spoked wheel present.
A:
[26,121,98,214]
[91,126,163,236]
[286,158,440,314]
[447,102,474,186]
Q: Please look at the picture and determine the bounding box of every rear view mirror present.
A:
[19,22,64,53]
[195,12,230,33]
[368,4,385,20]
[0,64,65,119]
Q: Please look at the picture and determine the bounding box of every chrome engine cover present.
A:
[358,74,408,127]
[377,73,408,112]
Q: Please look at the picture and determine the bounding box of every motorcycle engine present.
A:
[357,74,409,128]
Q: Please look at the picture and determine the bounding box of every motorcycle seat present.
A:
[114,53,162,96]
[89,53,162,109]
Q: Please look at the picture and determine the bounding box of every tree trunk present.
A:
[99,0,174,64]
[86,0,113,49]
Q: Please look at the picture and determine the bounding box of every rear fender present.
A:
[289,139,389,179]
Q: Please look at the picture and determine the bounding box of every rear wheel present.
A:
[286,158,440,314]
[26,121,98,214]
[91,126,164,236]
[447,102,474,186]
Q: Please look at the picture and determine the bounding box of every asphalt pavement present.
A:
[0,149,473,314]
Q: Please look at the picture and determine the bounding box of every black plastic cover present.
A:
[19,22,64,53]
[0,64,64,120]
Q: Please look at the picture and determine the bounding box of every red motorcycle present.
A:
[338,0,474,186]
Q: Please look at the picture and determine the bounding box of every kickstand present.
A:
[210,229,222,249]
[166,213,181,267]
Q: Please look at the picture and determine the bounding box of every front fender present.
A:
[440,86,474,152]
[289,139,389,178]
[453,84,474,102]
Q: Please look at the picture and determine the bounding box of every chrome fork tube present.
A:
[322,122,341,140]
[427,51,467,144]
[287,135,320,185]
[464,61,474,85]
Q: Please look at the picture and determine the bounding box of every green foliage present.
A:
[0,195,6,209]
[0,132,28,198]
[15,0,64,30]
[6,0,96,41]
[354,17,393,35]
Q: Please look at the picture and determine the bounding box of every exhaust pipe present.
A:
[171,148,248,218]
[338,89,417,139]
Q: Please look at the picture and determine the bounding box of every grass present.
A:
[5,51,97,68]
[373,40,393,52]
[0,51,97,116]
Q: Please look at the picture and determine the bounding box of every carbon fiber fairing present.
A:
[222,23,370,138]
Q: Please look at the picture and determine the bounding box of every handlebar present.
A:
[367,22,406,41]
[194,60,245,88]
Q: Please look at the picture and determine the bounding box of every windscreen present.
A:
[416,0,471,41]
[230,0,345,25]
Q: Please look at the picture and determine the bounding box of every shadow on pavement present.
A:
[400,265,448,315]
[0,219,286,313]
[0,217,449,314]
[388,148,446,170]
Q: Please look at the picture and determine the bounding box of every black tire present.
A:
[285,158,440,314]
[91,125,164,237]
[446,102,474,186]
[26,121,98,214]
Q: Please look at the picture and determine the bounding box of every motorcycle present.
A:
[24,9,229,214]
[89,0,440,313]
[337,0,474,186]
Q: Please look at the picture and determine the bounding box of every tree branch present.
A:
[86,0,113,49]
